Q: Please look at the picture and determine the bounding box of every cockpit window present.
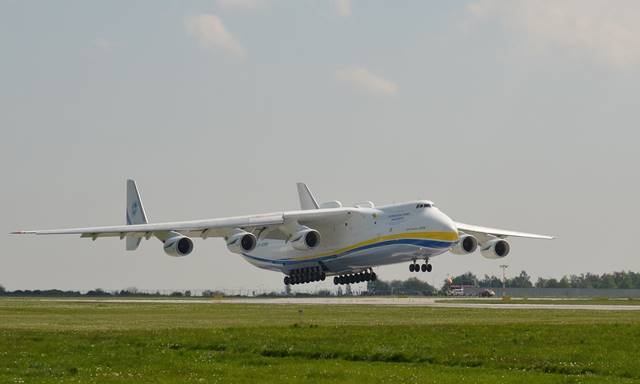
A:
[416,203,432,209]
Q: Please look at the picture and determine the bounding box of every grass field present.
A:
[435,298,640,305]
[1,298,639,383]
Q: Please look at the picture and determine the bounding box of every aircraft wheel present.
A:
[421,264,427,272]
[409,264,415,272]
[426,264,432,272]
[284,276,290,285]
[333,276,338,285]
[371,272,377,281]
[321,272,326,281]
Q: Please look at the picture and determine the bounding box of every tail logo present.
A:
[131,202,139,216]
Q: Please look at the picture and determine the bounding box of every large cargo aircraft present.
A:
[12,180,553,286]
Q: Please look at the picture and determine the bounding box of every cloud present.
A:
[185,14,245,57]
[467,0,640,70]
[333,0,351,17]
[216,0,267,11]
[336,67,398,95]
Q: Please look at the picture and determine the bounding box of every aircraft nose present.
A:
[437,212,459,240]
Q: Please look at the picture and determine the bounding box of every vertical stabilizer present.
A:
[126,179,148,250]
[296,182,319,210]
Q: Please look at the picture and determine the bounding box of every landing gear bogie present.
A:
[284,266,325,285]
[332,269,377,285]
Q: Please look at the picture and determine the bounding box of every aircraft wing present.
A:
[11,213,286,240]
[11,208,356,240]
[455,222,554,241]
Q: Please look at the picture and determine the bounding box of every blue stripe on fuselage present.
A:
[242,238,452,266]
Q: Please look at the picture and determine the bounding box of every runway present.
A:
[43,297,640,311]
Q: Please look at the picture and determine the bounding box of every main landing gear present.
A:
[284,266,325,285]
[333,269,377,285]
[409,259,432,273]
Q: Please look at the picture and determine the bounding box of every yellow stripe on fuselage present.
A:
[289,231,459,261]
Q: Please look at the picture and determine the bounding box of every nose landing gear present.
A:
[410,258,432,273]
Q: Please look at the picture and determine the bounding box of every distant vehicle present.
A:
[12,181,553,286]
[447,284,474,296]
[479,289,496,297]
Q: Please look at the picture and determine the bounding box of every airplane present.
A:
[12,180,553,286]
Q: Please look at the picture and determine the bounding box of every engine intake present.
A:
[226,232,257,254]
[290,228,321,251]
[451,234,478,255]
[163,236,194,257]
[480,239,510,259]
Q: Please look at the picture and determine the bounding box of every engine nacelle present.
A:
[163,236,194,257]
[226,232,257,254]
[451,234,478,255]
[289,227,321,251]
[480,239,510,259]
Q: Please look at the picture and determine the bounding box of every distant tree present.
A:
[366,278,435,296]
[478,275,503,288]
[558,276,571,288]
[597,274,616,289]
[85,288,111,297]
[451,272,478,286]
[401,277,436,296]
[0,284,5,295]
[169,291,183,297]
[507,271,533,288]
[345,285,353,296]
[367,279,391,295]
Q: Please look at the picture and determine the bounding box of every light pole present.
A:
[499,264,509,289]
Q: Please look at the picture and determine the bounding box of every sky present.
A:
[2,0,639,293]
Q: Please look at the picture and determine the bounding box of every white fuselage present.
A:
[241,201,459,275]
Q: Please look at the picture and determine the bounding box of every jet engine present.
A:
[226,231,257,254]
[290,227,321,251]
[450,234,478,255]
[163,235,194,257]
[480,239,510,259]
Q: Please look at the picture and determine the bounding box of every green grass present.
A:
[436,298,640,305]
[1,299,640,383]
